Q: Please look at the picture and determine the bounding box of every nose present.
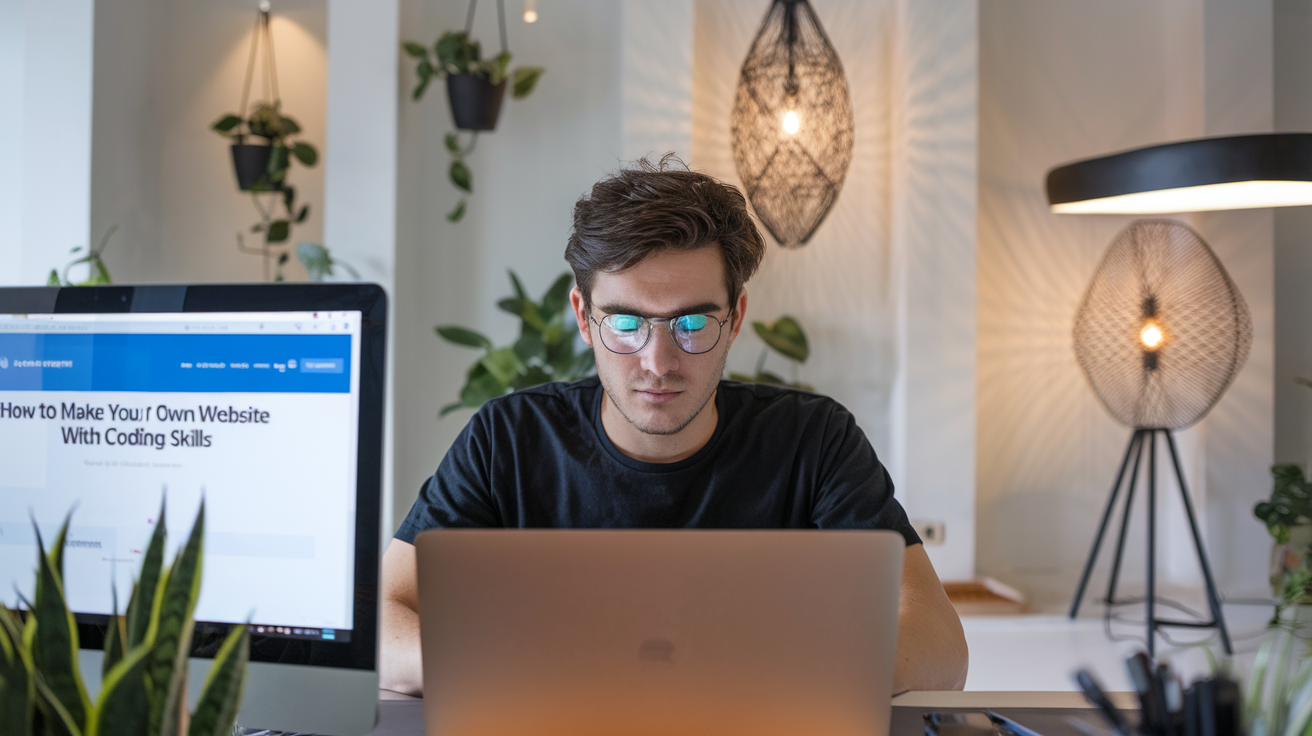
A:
[638,324,682,377]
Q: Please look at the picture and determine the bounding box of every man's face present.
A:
[571,245,746,437]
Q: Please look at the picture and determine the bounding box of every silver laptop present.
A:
[415,529,905,736]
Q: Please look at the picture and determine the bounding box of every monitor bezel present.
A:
[0,283,385,673]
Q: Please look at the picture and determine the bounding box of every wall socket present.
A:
[911,520,946,546]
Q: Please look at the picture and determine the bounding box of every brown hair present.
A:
[565,154,766,314]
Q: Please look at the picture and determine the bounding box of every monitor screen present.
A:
[0,309,362,643]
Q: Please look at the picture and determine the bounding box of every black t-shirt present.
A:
[395,377,920,545]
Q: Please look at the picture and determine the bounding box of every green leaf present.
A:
[497,297,526,317]
[511,67,545,99]
[295,204,310,223]
[444,133,460,155]
[754,316,809,363]
[297,242,332,281]
[460,366,507,407]
[48,269,62,287]
[0,606,32,736]
[508,271,529,302]
[486,52,512,85]
[449,159,472,193]
[30,518,90,734]
[511,365,552,390]
[513,332,546,364]
[90,643,151,736]
[435,325,493,351]
[435,31,479,73]
[147,502,205,736]
[126,500,166,650]
[101,587,123,678]
[439,401,467,417]
[540,273,573,316]
[519,301,546,334]
[188,624,249,736]
[210,114,243,134]
[282,185,296,214]
[446,199,467,222]
[266,220,291,243]
[402,41,430,58]
[479,347,524,387]
[278,116,301,135]
[292,142,317,167]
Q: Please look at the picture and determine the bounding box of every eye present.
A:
[610,315,642,332]
[675,315,708,332]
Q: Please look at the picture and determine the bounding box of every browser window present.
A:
[0,310,361,641]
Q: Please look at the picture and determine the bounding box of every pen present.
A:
[984,710,1048,736]
[1075,670,1131,736]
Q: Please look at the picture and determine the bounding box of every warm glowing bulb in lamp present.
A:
[1140,323,1164,349]
[523,0,538,23]
[782,110,800,135]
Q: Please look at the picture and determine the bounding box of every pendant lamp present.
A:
[1047,133,1312,214]
[730,0,854,248]
[1067,219,1251,658]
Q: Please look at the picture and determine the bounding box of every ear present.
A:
[569,285,594,347]
[724,289,749,349]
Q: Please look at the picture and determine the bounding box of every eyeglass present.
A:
[590,312,730,355]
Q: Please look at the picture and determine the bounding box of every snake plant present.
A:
[0,500,249,736]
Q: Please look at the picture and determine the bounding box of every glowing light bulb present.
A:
[782,110,800,135]
[1140,323,1164,349]
[524,0,537,23]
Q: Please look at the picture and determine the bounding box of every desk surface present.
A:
[367,690,1137,736]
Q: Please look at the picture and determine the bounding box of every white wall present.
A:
[977,0,1275,608]
[0,0,95,286]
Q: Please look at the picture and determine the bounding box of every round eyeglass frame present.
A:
[589,312,731,355]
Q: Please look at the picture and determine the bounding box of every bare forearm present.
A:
[378,595,424,695]
[892,545,968,693]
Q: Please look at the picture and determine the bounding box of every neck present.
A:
[600,390,719,464]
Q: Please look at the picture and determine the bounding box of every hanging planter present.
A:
[230,143,275,191]
[447,73,508,131]
[403,0,545,221]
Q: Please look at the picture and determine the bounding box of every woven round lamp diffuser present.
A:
[1067,219,1251,657]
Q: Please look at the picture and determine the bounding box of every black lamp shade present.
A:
[1047,133,1312,214]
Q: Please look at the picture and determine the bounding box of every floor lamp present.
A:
[1064,219,1251,658]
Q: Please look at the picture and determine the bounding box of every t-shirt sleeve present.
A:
[810,402,922,546]
[394,408,502,542]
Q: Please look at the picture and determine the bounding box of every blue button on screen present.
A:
[300,358,343,374]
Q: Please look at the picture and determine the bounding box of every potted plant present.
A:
[211,101,318,193]
[0,501,249,735]
[403,15,544,221]
[730,315,815,391]
[436,271,594,415]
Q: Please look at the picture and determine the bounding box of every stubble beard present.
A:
[598,347,728,437]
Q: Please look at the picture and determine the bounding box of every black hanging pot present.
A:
[447,73,507,131]
[230,143,285,191]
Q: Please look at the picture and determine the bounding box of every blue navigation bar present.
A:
[0,334,351,393]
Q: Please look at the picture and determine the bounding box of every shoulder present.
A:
[471,376,600,426]
[718,379,848,422]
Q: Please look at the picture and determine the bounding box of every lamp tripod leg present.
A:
[1070,431,1142,618]
[1163,430,1233,655]
[1105,430,1146,608]
[1146,430,1158,659]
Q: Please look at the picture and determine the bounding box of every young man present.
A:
[380,158,968,695]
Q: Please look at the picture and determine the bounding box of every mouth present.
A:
[635,388,683,405]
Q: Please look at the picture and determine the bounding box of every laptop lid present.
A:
[415,529,904,736]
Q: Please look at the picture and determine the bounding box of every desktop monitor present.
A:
[0,283,385,735]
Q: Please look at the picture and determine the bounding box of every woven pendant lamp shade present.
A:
[730,0,854,248]
[1073,219,1251,430]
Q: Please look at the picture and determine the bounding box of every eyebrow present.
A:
[595,301,724,319]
